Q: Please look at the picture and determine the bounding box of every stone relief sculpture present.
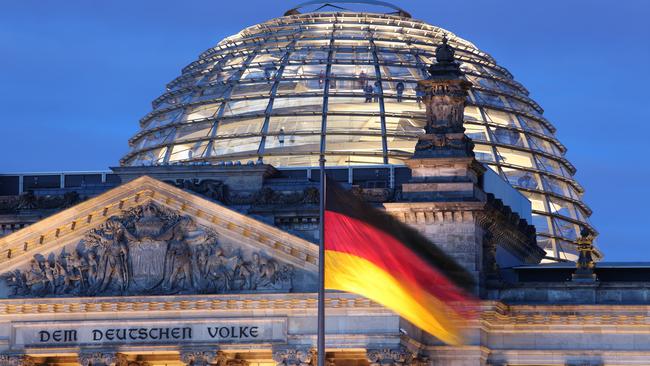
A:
[0,190,83,212]
[366,348,415,366]
[174,179,228,203]
[0,202,294,297]
[0,354,35,366]
[169,179,320,206]
[180,351,216,366]
[273,348,317,366]
[79,353,117,366]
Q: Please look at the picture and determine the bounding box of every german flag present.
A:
[323,177,478,345]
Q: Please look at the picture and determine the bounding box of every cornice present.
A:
[0,293,388,316]
[1,297,649,330]
[383,201,486,224]
[480,301,650,328]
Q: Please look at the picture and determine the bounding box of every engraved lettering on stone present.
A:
[1,202,294,297]
[19,319,283,346]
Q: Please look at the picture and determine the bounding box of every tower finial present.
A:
[412,32,473,159]
[435,33,455,64]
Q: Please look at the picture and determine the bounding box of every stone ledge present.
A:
[0,293,390,316]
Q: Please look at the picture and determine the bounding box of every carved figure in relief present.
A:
[247,253,264,289]
[53,256,69,292]
[66,251,85,290]
[0,270,25,296]
[232,255,251,290]
[24,259,47,294]
[191,243,210,290]
[92,218,133,293]
[134,203,165,239]
[206,248,237,292]
[83,251,99,288]
[43,262,57,293]
[157,217,195,291]
[248,253,277,290]
[52,251,82,293]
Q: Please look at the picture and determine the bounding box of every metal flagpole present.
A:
[318,29,333,366]
[317,156,326,366]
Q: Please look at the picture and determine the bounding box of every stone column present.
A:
[366,348,414,366]
[0,355,36,366]
[273,348,316,366]
[180,351,216,366]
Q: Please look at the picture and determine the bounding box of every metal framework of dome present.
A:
[121,2,595,261]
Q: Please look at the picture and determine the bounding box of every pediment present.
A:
[0,176,318,298]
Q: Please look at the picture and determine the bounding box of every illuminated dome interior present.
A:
[121,2,595,261]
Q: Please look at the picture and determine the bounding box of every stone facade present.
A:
[0,175,647,366]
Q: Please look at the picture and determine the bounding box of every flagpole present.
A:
[317,155,326,366]
[318,35,332,366]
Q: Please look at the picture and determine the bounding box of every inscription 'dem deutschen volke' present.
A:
[15,319,286,347]
[36,325,262,344]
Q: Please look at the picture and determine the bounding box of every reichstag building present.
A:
[0,1,647,365]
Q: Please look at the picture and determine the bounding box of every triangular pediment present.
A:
[0,176,318,298]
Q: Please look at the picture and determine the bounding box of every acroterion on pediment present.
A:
[0,176,318,298]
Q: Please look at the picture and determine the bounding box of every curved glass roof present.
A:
[285,1,412,18]
[121,10,595,262]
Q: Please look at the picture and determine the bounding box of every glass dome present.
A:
[121,6,595,261]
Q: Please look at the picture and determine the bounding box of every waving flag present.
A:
[323,177,478,345]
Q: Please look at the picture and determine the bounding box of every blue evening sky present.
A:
[0,1,648,260]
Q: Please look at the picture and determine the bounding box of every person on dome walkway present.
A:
[415,85,425,109]
[357,70,368,89]
[364,84,373,103]
[396,81,405,102]
[373,81,381,103]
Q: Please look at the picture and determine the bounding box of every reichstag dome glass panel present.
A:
[121,2,595,261]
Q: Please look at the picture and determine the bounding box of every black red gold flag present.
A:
[323,177,477,345]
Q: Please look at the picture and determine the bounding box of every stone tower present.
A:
[385,35,541,297]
